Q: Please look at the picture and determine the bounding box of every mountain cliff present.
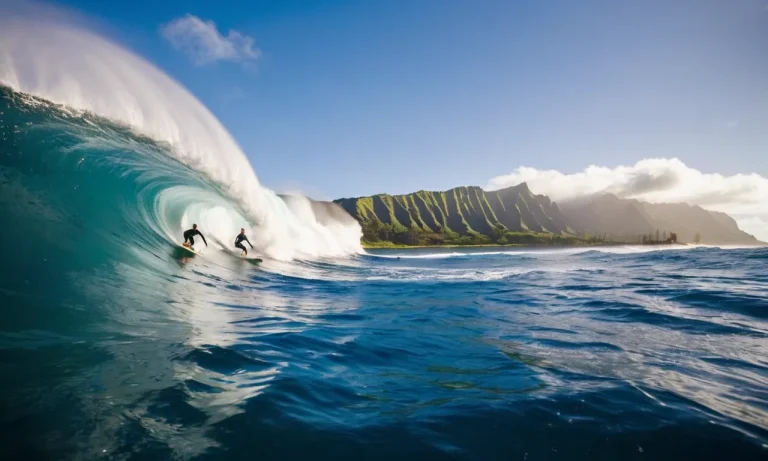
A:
[558,193,758,244]
[334,184,759,246]
[335,183,572,241]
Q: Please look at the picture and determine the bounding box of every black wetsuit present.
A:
[183,228,207,246]
[234,234,253,254]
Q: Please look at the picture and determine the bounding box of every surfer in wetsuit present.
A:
[183,224,208,249]
[234,228,254,256]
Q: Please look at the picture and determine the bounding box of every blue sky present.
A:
[47,0,768,200]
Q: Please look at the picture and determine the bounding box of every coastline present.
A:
[362,242,690,250]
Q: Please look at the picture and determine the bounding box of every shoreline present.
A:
[362,242,690,250]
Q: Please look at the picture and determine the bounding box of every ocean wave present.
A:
[0,12,360,260]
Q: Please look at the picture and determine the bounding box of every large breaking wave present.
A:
[0,11,361,261]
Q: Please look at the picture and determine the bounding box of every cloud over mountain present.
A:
[487,158,768,241]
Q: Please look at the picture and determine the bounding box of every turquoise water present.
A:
[1,87,767,460]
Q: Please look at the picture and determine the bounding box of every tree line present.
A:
[361,220,661,247]
[640,230,678,245]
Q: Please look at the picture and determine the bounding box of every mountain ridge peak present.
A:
[331,183,759,245]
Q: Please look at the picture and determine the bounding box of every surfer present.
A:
[234,228,254,256]
[183,224,208,249]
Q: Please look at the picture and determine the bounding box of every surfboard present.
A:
[234,251,262,263]
[179,244,202,256]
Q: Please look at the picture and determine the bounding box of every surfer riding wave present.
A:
[183,224,208,249]
[234,228,254,256]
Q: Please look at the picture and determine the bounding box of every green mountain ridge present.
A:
[334,183,577,245]
[333,184,760,246]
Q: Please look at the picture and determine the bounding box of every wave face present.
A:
[0,13,361,260]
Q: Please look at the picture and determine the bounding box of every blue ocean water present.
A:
[1,87,767,460]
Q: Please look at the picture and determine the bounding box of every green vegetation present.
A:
[360,229,636,248]
[335,184,645,248]
[333,184,756,248]
[641,231,678,245]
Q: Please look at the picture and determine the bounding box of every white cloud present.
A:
[486,158,768,241]
[161,14,260,66]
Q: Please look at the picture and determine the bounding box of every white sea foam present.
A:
[364,244,705,260]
